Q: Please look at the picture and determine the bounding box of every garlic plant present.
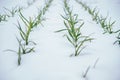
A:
[56,0,93,56]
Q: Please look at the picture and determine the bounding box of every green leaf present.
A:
[65,35,75,46]
[19,12,29,27]
[26,47,35,53]
[55,29,67,33]
[18,46,21,66]
[77,46,86,55]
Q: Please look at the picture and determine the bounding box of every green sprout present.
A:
[18,12,38,45]
[56,0,93,56]
[5,37,35,65]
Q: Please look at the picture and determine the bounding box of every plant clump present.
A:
[56,0,93,56]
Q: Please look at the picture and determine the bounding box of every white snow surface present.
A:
[0,0,120,80]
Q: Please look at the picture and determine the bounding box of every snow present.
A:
[0,0,120,80]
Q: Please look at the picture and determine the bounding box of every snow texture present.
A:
[0,0,120,80]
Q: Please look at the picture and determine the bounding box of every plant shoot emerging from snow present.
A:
[56,0,93,56]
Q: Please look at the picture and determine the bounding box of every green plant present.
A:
[0,6,23,23]
[5,0,53,66]
[0,14,8,22]
[56,0,93,56]
[76,0,118,34]
[4,6,22,17]
[18,0,53,45]
[5,37,35,65]
[16,0,53,60]
[4,7,17,17]
[36,0,53,22]
[42,0,53,15]
[5,11,37,65]
[88,7,99,23]
[31,0,53,26]
[101,17,116,34]
[75,0,88,11]
[18,12,38,45]
[0,0,37,23]
[114,32,120,45]
[16,38,22,65]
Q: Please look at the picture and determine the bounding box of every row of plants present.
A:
[56,0,93,56]
[1,0,117,80]
[0,0,37,22]
[75,0,120,47]
[56,1,100,79]
[6,0,53,65]
[75,0,120,34]
[4,0,100,79]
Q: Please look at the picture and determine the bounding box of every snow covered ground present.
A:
[0,0,120,80]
